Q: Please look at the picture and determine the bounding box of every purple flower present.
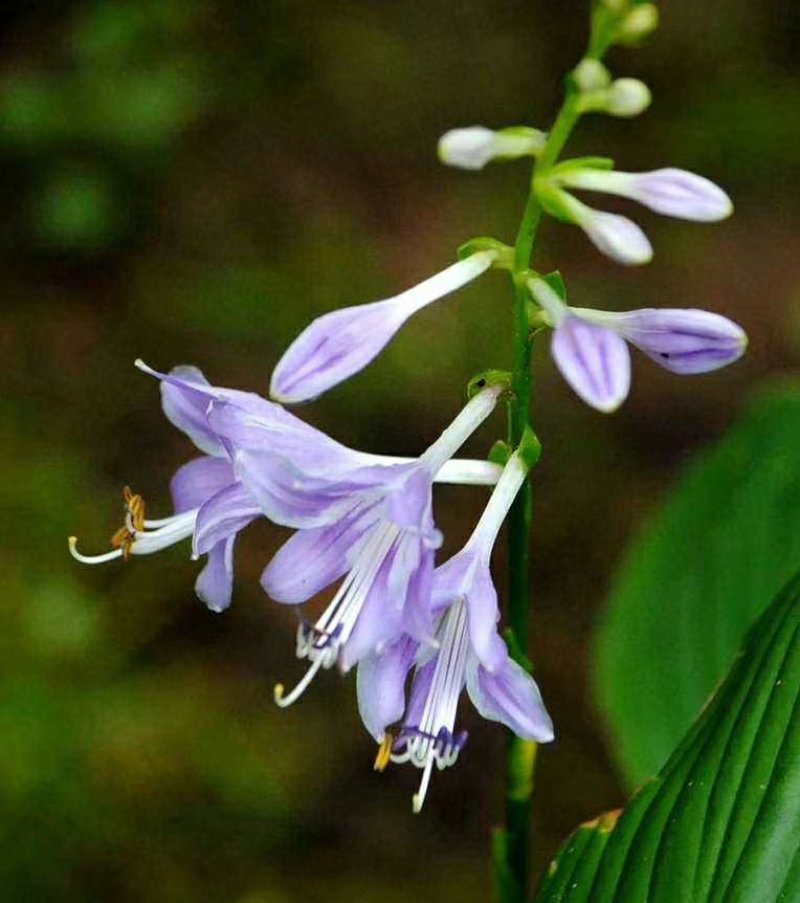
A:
[225,385,503,707]
[544,164,732,265]
[557,167,733,222]
[69,363,265,612]
[358,452,554,811]
[530,277,747,412]
[270,252,497,404]
[70,363,503,611]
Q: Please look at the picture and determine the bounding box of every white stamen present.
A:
[394,598,471,811]
[68,509,198,565]
[68,538,123,564]
[274,520,400,706]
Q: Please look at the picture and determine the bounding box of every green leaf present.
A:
[537,569,800,901]
[595,386,800,786]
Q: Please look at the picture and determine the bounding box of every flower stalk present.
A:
[498,57,599,903]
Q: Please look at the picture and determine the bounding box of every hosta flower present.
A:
[530,277,747,412]
[542,164,732,265]
[70,362,503,610]
[359,451,554,811]
[69,364,264,612]
[226,385,503,707]
[438,126,546,171]
[270,251,498,403]
[556,167,733,222]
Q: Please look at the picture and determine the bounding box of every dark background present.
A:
[2,1,799,899]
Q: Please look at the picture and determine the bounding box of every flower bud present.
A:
[438,126,545,171]
[617,4,659,44]
[573,59,611,92]
[605,78,652,117]
[556,167,733,222]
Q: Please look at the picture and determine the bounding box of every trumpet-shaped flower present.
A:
[70,362,503,610]
[227,385,503,707]
[69,364,265,612]
[530,277,747,412]
[270,252,497,403]
[359,451,554,811]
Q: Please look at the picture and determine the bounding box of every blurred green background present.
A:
[1,0,799,899]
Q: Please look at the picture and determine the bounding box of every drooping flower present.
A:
[540,162,732,265]
[70,362,504,611]
[358,450,554,811]
[224,385,504,707]
[438,126,546,171]
[529,277,747,412]
[270,252,498,404]
[69,364,264,612]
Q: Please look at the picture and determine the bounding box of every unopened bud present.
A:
[438,126,546,171]
[573,59,611,92]
[617,4,659,44]
[605,78,652,117]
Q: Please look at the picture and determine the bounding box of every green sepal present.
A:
[526,300,549,331]
[551,156,615,176]
[533,181,575,224]
[467,368,512,399]
[488,439,512,466]
[518,424,542,470]
[457,237,513,270]
[540,270,567,301]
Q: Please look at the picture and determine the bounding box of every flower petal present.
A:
[356,636,418,742]
[260,507,376,604]
[576,307,747,374]
[269,253,495,403]
[466,653,554,742]
[558,167,732,222]
[193,481,260,556]
[580,209,653,265]
[195,537,236,613]
[159,365,225,456]
[627,169,732,221]
[170,456,237,514]
[233,448,365,529]
[551,314,631,412]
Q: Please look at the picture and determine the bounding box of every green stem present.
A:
[498,85,584,903]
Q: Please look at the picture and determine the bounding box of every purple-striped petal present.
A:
[269,254,495,404]
[261,507,377,604]
[193,481,260,556]
[159,365,225,457]
[579,307,747,374]
[170,456,236,514]
[357,635,418,742]
[195,537,236,613]
[551,314,631,412]
[466,653,554,742]
[557,167,733,222]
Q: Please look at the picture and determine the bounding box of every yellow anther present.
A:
[111,525,134,561]
[123,486,146,532]
[373,734,394,772]
[273,683,285,704]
